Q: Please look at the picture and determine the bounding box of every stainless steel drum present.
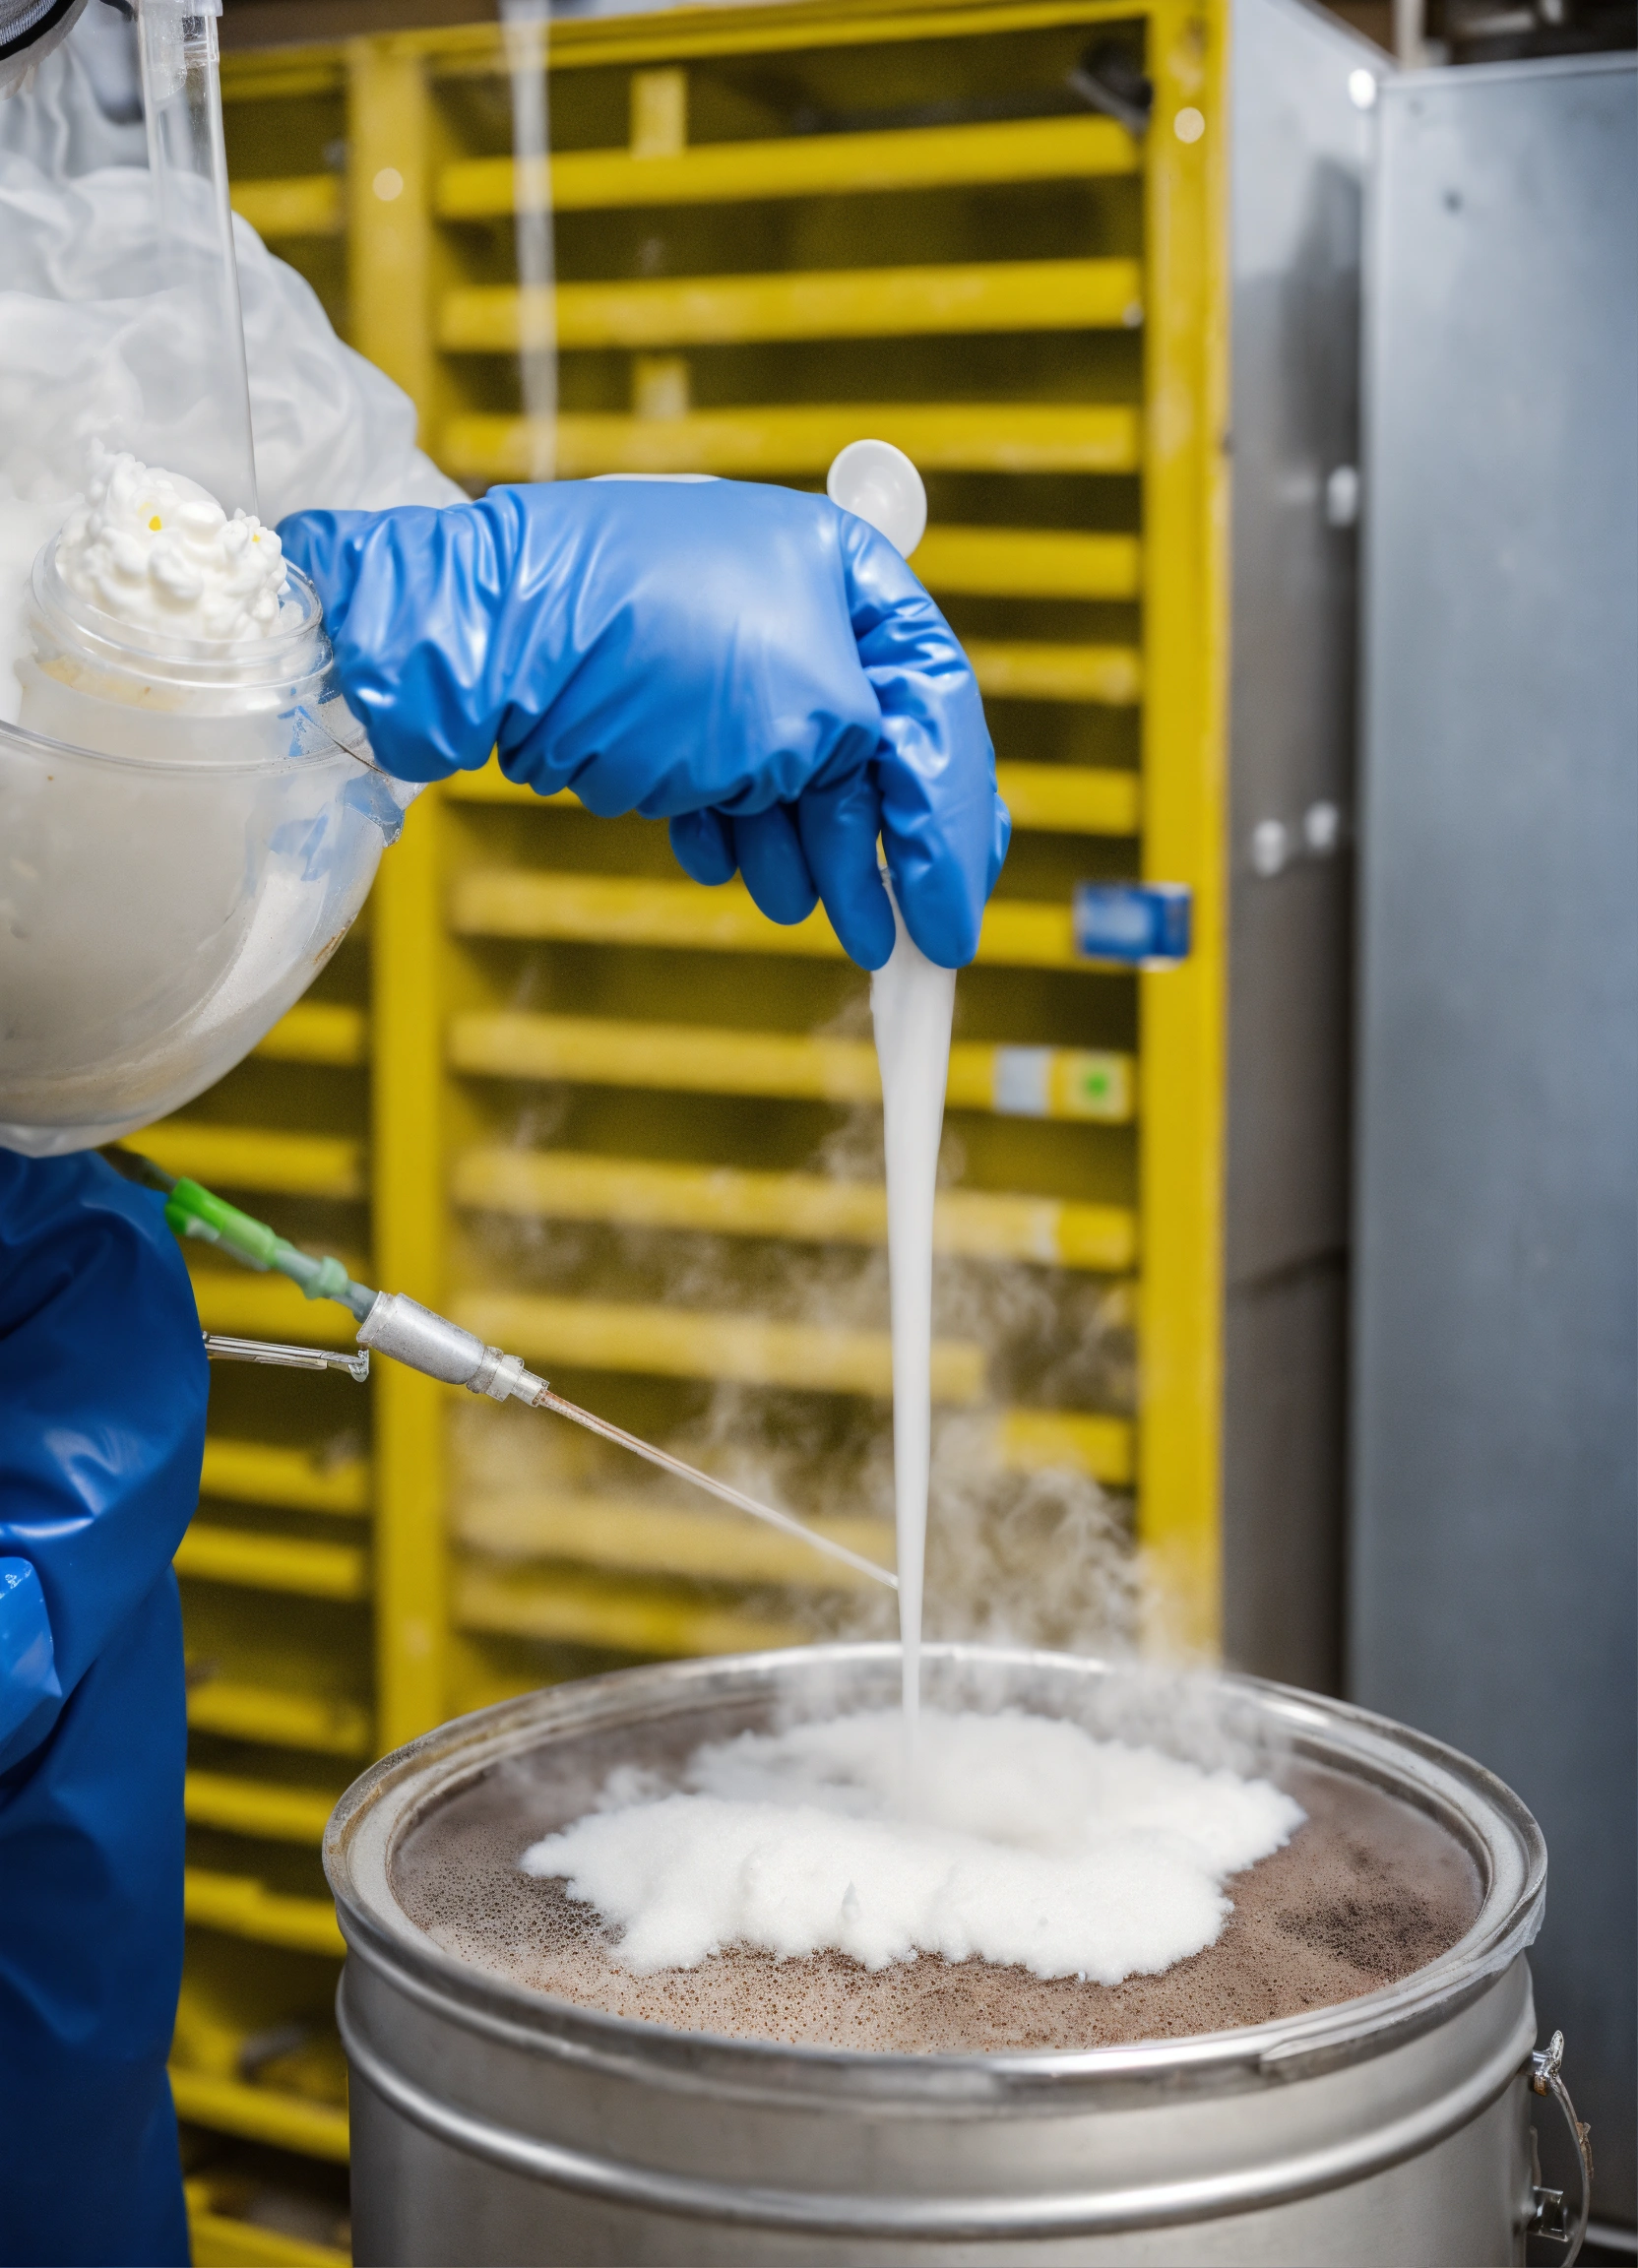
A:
[324,1644,1571,2266]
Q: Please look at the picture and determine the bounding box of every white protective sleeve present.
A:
[0,8,464,717]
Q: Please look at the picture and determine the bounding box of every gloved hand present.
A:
[280,479,1009,970]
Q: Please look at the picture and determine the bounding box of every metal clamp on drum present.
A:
[1528,2031,1594,2262]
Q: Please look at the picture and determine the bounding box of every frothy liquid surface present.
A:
[516,1710,1303,1980]
[392,1718,1481,2054]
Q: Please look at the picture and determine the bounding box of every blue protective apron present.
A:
[0,1150,207,2267]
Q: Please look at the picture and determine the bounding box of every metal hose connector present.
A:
[355,1292,545,1405]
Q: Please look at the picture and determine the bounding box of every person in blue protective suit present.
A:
[1,474,1003,2267]
[0,1151,209,2268]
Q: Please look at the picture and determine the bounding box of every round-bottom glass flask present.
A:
[0,539,410,1154]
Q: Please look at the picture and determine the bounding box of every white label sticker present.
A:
[991,1046,1052,1117]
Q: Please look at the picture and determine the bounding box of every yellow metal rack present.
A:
[156,2,1226,2250]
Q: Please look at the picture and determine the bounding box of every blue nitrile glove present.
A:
[279,478,1010,970]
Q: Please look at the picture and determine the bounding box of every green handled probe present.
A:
[119,1155,894,1592]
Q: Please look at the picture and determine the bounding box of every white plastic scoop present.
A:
[827,438,927,559]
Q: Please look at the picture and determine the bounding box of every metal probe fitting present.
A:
[355,1292,546,1405]
[203,1332,370,1382]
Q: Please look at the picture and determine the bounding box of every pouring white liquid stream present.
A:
[826,436,948,1806]
[872,893,956,1803]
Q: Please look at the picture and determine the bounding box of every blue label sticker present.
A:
[1072,883,1192,967]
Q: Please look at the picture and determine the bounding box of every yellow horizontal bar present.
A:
[995,1407,1133,1487]
[914,525,1140,599]
[999,762,1139,834]
[412,0,1166,80]
[174,2070,349,2165]
[138,1123,365,1201]
[969,640,1141,705]
[443,756,1134,836]
[187,2201,347,2268]
[410,0,1167,77]
[185,1676,371,1759]
[176,1525,370,1603]
[457,1488,891,1590]
[454,1148,1136,1271]
[200,1439,370,1519]
[444,259,1141,355]
[253,1002,367,1067]
[221,50,344,102]
[189,1270,364,1349]
[452,1010,877,1099]
[438,113,1136,220]
[442,403,1140,483]
[450,870,1087,970]
[183,1866,344,1958]
[455,1565,806,1658]
[455,1291,984,1403]
[184,1770,337,1844]
[230,175,343,239]
[448,1012,1134,1123]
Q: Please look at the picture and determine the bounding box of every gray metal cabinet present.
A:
[1224,0,1383,1692]
[1351,53,1637,2229]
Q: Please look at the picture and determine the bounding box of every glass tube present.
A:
[134,0,258,516]
[501,0,557,481]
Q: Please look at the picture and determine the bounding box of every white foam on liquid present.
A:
[54,448,287,641]
[520,1707,1306,1983]
[869,888,956,1799]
